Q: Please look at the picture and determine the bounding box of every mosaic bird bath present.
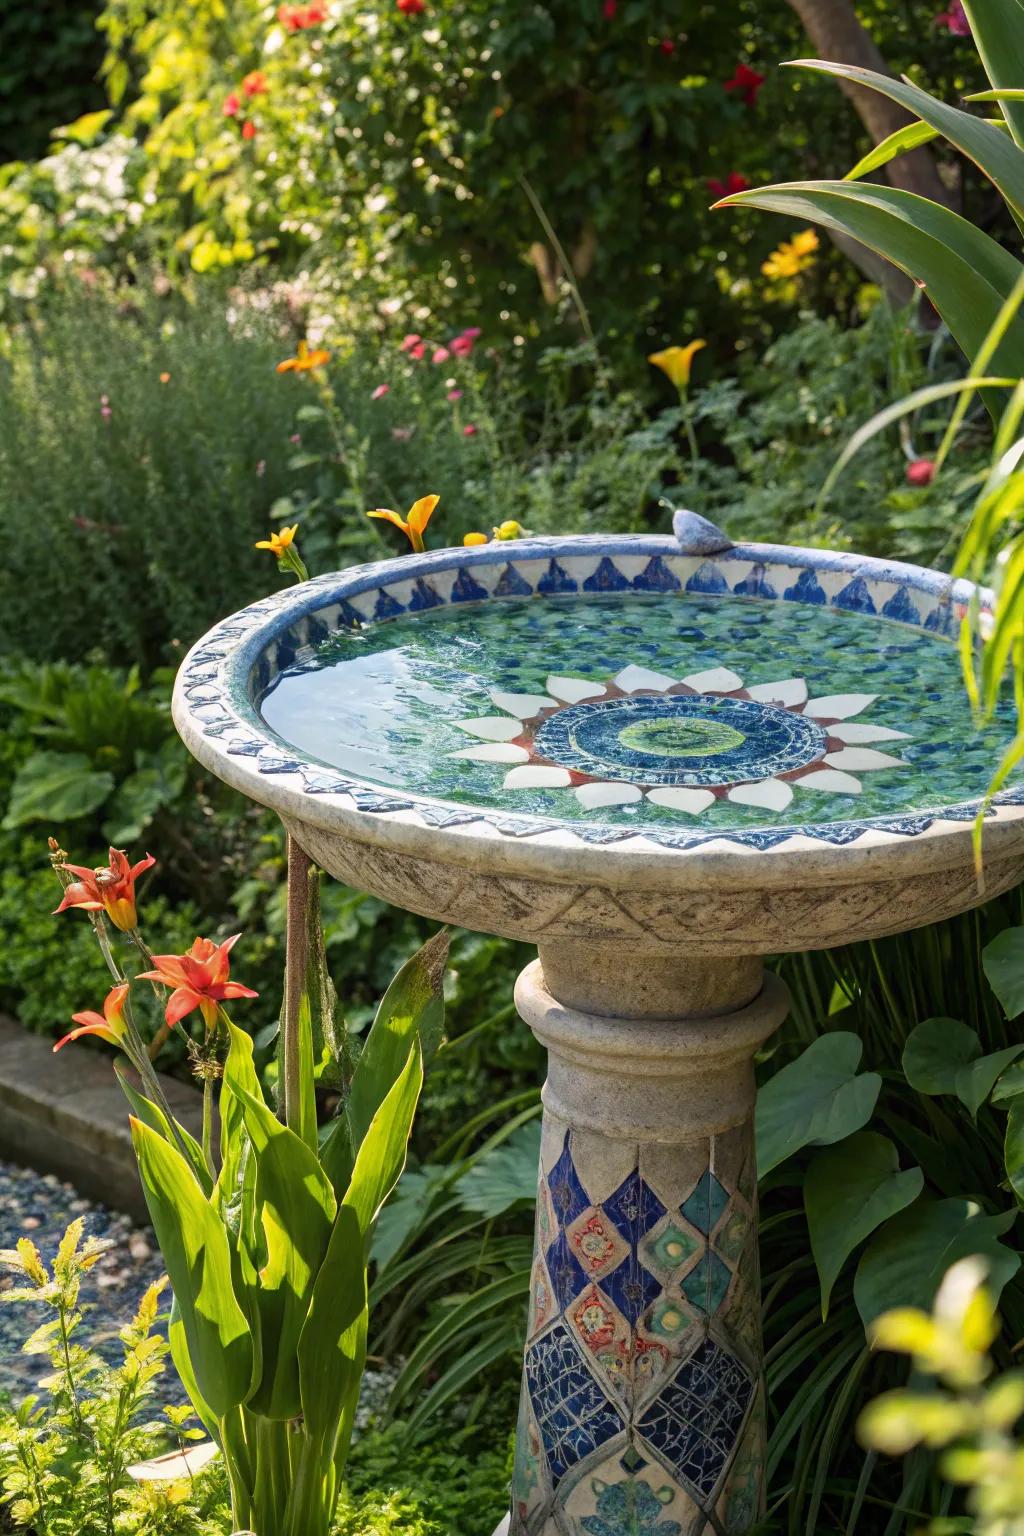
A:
[173,516,1024,1536]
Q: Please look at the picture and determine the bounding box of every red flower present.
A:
[660,38,675,54]
[54,848,155,932]
[906,458,937,486]
[397,0,426,11]
[724,63,766,107]
[935,0,970,32]
[138,935,259,1030]
[242,70,268,98]
[409,341,426,360]
[223,92,241,117]
[450,327,481,358]
[54,983,130,1054]
[603,0,617,15]
[400,332,422,352]
[707,172,750,199]
[432,345,451,364]
[242,119,258,140]
[463,423,478,437]
[278,1,327,31]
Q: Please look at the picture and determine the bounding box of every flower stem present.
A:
[282,836,312,1135]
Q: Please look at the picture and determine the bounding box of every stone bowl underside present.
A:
[173,534,1024,955]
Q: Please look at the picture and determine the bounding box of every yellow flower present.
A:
[367,494,440,554]
[255,524,299,558]
[492,520,529,541]
[463,531,489,546]
[648,340,707,391]
[761,228,819,282]
[276,339,331,374]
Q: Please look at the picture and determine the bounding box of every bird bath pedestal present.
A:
[173,519,1024,1536]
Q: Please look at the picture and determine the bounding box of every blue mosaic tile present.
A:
[585,557,631,594]
[603,1171,667,1247]
[881,586,922,626]
[600,1252,663,1325]
[633,556,681,593]
[450,567,490,603]
[373,589,405,621]
[409,578,444,611]
[680,1252,733,1314]
[336,599,364,629]
[538,558,578,595]
[525,1321,625,1487]
[685,561,728,595]
[494,563,533,597]
[681,1172,729,1235]
[732,564,778,600]
[833,575,876,615]
[783,568,826,604]
[580,1478,683,1536]
[545,1232,588,1313]
[548,1137,591,1227]
[925,601,954,636]
[636,1339,753,1500]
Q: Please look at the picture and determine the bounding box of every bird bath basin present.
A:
[174,520,1024,1536]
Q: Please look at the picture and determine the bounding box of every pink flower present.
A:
[289,432,302,443]
[707,172,750,199]
[935,0,970,32]
[463,424,478,437]
[223,92,241,118]
[432,346,451,364]
[906,458,936,486]
[724,63,766,107]
[372,383,391,399]
[400,333,423,352]
[392,426,414,441]
[447,389,463,401]
[450,329,480,358]
[100,405,112,421]
[409,342,426,360]
[256,459,267,477]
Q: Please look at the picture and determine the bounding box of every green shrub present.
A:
[0,1,105,163]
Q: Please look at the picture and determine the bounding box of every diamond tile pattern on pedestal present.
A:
[681,1171,729,1235]
[636,1339,754,1500]
[525,1320,626,1486]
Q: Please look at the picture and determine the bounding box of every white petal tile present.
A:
[824,748,906,772]
[794,769,863,795]
[454,716,524,742]
[448,743,531,763]
[728,778,794,812]
[803,693,877,720]
[681,666,744,694]
[613,665,677,694]
[829,722,910,744]
[546,675,607,703]
[503,766,573,789]
[646,787,717,814]
[490,690,557,718]
[746,677,808,708]
[575,782,644,809]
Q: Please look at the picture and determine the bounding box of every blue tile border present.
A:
[174,533,1015,855]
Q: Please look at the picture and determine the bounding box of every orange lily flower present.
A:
[55,983,130,1054]
[648,341,707,391]
[54,848,155,932]
[255,524,299,558]
[367,493,439,554]
[276,339,331,374]
[138,935,258,1029]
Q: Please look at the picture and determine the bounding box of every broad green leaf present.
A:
[115,1065,212,1196]
[993,1059,1024,1103]
[983,926,1024,1017]
[756,1032,881,1177]
[370,1165,450,1270]
[962,0,1024,147]
[227,1077,336,1419]
[722,182,1024,379]
[454,1120,542,1218]
[957,1045,1024,1118]
[131,1118,252,1419]
[216,1022,263,1219]
[854,1198,1020,1327]
[845,121,943,183]
[805,1133,923,1319]
[55,109,115,146]
[903,1018,981,1095]
[3,750,114,829]
[168,1298,219,1443]
[790,59,1024,222]
[1006,1099,1024,1203]
[299,1043,423,1468]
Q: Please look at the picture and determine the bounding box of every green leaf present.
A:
[225,1074,336,1420]
[299,1042,423,1470]
[845,120,943,183]
[3,750,114,829]
[983,927,1024,1017]
[790,59,1024,222]
[454,1120,542,1218]
[993,1059,1024,1104]
[168,1298,219,1443]
[854,1198,1020,1327]
[130,1118,252,1420]
[721,181,1024,378]
[957,1045,1024,1118]
[962,0,1024,148]
[805,1133,924,1319]
[114,1065,212,1197]
[215,1022,263,1219]
[903,1018,981,1094]
[1005,1099,1024,1204]
[756,1032,881,1177]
